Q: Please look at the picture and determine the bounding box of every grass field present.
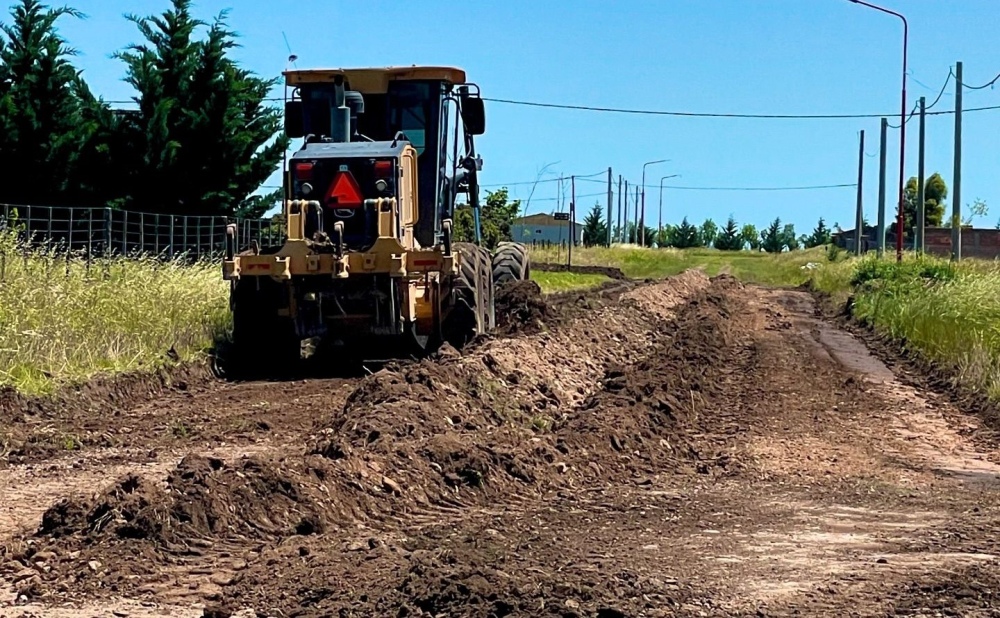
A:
[0,230,229,394]
[529,243,838,286]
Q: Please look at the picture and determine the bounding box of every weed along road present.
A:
[0,271,996,617]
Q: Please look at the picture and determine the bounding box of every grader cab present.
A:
[221,66,530,367]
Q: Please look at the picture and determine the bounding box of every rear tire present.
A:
[491,241,531,287]
[227,278,301,379]
[443,242,488,348]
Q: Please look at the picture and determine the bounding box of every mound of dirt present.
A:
[494,279,550,335]
[559,277,750,479]
[310,356,554,505]
[35,454,326,547]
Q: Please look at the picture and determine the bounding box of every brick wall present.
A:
[924,227,1000,259]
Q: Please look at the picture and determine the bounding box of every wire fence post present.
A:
[121,210,128,256]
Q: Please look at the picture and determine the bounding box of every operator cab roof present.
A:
[283,66,467,93]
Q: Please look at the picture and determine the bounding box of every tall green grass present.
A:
[0,229,230,394]
[846,253,1000,400]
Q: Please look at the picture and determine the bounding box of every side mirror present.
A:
[284,100,304,138]
[460,97,485,135]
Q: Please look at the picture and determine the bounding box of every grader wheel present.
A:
[491,241,531,286]
[443,242,493,348]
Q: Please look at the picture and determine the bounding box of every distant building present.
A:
[832,225,1000,259]
[510,213,583,246]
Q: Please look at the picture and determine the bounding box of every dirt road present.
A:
[2,272,999,617]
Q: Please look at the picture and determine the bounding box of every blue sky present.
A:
[21,0,1000,234]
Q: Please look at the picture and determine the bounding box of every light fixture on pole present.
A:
[847,0,907,262]
[658,174,681,245]
[641,159,670,247]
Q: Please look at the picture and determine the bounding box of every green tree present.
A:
[699,218,718,248]
[454,187,522,249]
[781,223,799,251]
[741,223,761,251]
[657,224,677,248]
[582,202,607,247]
[671,217,700,249]
[0,0,89,206]
[898,173,947,236]
[95,0,288,216]
[714,216,744,251]
[760,218,784,253]
[804,217,831,248]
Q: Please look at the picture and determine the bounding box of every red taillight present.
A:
[325,171,364,208]
[373,160,393,178]
[293,162,314,181]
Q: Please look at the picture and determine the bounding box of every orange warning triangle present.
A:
[325,171,364,207]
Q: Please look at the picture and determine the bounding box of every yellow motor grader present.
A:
[221,66,529,367]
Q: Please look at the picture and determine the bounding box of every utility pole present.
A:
[877,118,887,256]
[606,167,613,247]
[634,185,640,244]
[616,175,622,245]
[952,61,963,262]
[917,96,926,253]
[623,180,629,243]
[569,175,575,267]
[855,130,865,256]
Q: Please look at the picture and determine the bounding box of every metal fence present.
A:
[0,203,284,260]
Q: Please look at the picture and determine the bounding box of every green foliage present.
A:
[714,216,744,251]
[781,223,798,251]
[760,218,784,253]
[582,202,607,247]
[454,187,522,250]
[804,217,832,248]
[656,224,676,248]
[670,217,700,249]
[0,0,286,216]
[842,253,1000,401]
[898,173,947,236]
[101,0,288,216]
[0,0,89,206]
[741,223,761,251]
[699,218,718,248]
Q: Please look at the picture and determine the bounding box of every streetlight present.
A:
[641,159,670,247]
[847,0,907,262]
[658,174,681,245]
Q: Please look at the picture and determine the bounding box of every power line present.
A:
[963,72,1000,91]
[574,177,855,191]
[482,96,1000,120]
[102,94,1000,120]
[887,101,919,129]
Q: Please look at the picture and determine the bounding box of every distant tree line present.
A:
[0,0,285,217]
[580,202,833,253]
